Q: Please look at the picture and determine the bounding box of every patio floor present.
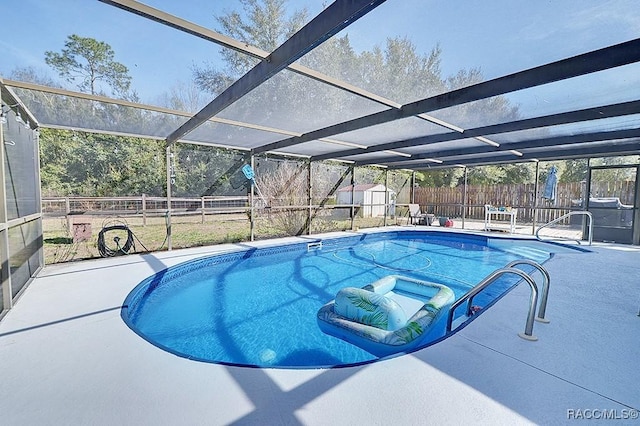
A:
[1,228,639,425]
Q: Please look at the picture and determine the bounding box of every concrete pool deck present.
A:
[1,228,639,425]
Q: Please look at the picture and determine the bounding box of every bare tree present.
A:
[255,161,308,235]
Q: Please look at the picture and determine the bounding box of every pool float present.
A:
[317,275,454,357]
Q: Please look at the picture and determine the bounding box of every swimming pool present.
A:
[122,230,563,368]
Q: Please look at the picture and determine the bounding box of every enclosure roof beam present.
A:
[390,140,640,170]
[100,0,472,136]
[40,123,255,151]
[3,79,308,139]
[99,0,268,58]
[375,128,640,168]
[5,79,397,152]
[353,126,640,167]
[0,78,39,127]
[388,141,640,170]
[157,0,388,144]
[253,38,640,155]
[311,99,640,162]
[100,0,396,107]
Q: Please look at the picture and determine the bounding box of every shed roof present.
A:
[337,184,388,192]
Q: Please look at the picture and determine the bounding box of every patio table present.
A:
[484,205,517,234]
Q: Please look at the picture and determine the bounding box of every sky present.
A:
[2,0,640,115]
[1,0,324,102]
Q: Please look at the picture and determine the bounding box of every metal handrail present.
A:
[446,268,540,341]
[535,211,593,245]
[505,259,551,323]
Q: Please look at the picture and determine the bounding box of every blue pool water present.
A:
[122,231,554,368]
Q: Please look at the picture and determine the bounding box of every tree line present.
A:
[10,0,637,197]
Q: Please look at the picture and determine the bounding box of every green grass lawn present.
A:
[43,213,398,264]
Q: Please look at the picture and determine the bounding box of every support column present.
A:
[34,128,44,269]
[0,117,12,310]
[350,165,356,231]
[249,155,255,241]
[307,161,312,235]
[411,171,416,203]
[462,167,468,229]
[584,158,592,241]
[633,164,640,245]
[384,169,389,227]
[532,161,540,235]
[165,145,173,250]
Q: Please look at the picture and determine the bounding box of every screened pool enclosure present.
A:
[1,0,640,318]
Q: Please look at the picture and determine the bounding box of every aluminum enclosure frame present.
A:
[3,1,639,170]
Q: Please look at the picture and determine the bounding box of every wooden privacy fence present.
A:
[42,179,635,228]
[414,180,635,224]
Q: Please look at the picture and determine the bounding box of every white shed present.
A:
[337,184,395,217]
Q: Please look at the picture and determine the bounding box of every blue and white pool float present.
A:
[317,275,455,357]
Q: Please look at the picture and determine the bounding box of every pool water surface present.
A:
[122,231,553,368]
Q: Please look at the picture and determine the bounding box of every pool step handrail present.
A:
[504,259,551,323]
[535,211,593,246]
[446,261,550,341]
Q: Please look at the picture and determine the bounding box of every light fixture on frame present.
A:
[0,103,31,129]
[0,104,10,124]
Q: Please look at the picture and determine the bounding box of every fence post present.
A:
[65,196,71,231]
[201,196,205,224]
[142,193,147,227]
